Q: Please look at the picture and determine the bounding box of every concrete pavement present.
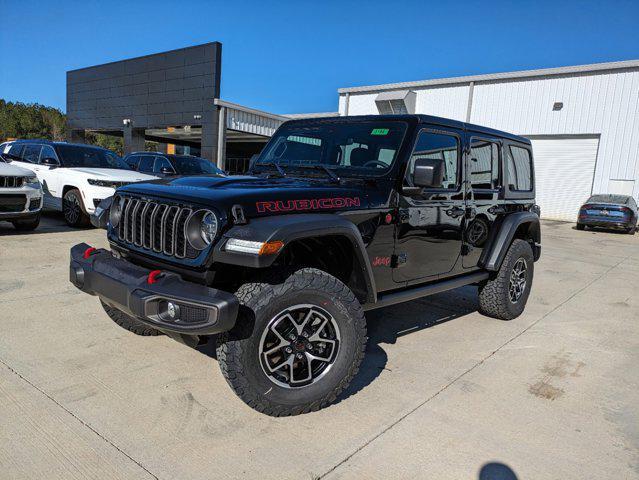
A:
[0,216,637,479]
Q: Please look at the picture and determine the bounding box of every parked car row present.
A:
[0,140,225,230]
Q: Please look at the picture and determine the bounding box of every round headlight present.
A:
[200,211,218,244]
[109,196,122,228]
[186,209,218,250]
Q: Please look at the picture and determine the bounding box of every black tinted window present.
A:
[406,131,459,189]
[137,155,155,173]
[153,157,174,174]
[470,139,500,189]
[40,145,58,163]
[6,144,24,160]
[506,146,533,191]
[125,155,141,170]
[171,156,224,175]
[22,145,42,163]
[55,145,128,169]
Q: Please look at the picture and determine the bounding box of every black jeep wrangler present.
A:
[70,115,540,416]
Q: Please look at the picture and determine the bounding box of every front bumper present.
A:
[69,243,238,335]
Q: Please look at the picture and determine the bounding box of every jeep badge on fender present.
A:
[69,114,541,416]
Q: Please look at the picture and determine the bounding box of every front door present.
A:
[393,128,466,283]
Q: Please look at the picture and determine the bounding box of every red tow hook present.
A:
[83,247,97,259]
[147,270,163,285]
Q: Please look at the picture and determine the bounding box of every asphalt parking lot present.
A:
[0,215,637,479]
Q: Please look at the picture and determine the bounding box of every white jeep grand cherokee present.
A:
[0,155,43,231]
[1,141,157,227]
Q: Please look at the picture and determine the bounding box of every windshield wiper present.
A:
[258,160,287,177]
[294,164,341,183]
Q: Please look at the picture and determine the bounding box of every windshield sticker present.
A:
[371,128,389,136]
[256,197,360,213]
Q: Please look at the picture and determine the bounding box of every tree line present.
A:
[0,99,157,155]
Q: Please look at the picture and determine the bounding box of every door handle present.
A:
[446,206,465,218]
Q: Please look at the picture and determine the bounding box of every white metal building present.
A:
[337,60,639,221]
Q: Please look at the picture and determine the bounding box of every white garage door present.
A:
[529,136,599,221]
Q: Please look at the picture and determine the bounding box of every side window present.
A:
[125,155,140,170]
[406,130,459,190]
[153,156,174,174]
[39,145,59,163]
[137,155,155,173]
[6,144,24,160]
[469,139,500,189]
[506,145,533,191]
[22,145,42,163]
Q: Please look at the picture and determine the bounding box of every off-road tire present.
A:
[63,188,90,227]
[478,239,534,320]
[100,300,161,336]
[12,213,40,231]
[216,268,367,416]
[576,223,585,231]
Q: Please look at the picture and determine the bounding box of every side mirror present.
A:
[412,157,444,188]
[41,157,60,168]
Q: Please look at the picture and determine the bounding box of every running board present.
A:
[364,271,489,311]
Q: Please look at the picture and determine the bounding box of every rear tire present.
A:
[12,213,40,231]
[101,301,162,336]
[63,189,90,227]
[576,223,585,231]
[478,239,534,320]
[216,268,367,416]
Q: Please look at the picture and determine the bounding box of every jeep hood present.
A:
[117,175,370,216]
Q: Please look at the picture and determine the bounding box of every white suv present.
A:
[1,141,157,227]
[0,155,43,231]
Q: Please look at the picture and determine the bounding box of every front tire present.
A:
[478,239,534,320]
[576,223,585,231]
[101,301,162,336]
[63,189,90,227]
[12,213,40,231]
[216,268,367,416]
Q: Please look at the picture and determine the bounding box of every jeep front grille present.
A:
[117,197,197,259]
[0,176,24,188]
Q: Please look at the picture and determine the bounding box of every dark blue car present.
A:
[577,194,638,234]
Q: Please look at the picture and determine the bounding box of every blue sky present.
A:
[1,0,638,115]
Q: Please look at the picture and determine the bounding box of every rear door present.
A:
[462,136,503,268]
[393,127,466,283]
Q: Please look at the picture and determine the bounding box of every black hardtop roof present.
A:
[281,114,531,145]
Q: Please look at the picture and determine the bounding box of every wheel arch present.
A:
[212,214,377,304]
[479,211,541,271]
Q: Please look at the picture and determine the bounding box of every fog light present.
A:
[166,302,180,320]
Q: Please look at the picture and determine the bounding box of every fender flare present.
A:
[212,214,377,303]
[479,211,541,271]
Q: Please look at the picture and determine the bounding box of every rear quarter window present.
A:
[506,145,533,191]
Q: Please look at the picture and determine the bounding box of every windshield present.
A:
[55,145,129,169]
[256,121,407,176]
[172,156,224,175]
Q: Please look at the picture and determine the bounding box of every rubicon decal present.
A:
[256,197,361,213]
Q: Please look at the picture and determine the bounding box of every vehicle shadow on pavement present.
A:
[0,212,88,236]
[336,286,479,403]
[192,286,479,403]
